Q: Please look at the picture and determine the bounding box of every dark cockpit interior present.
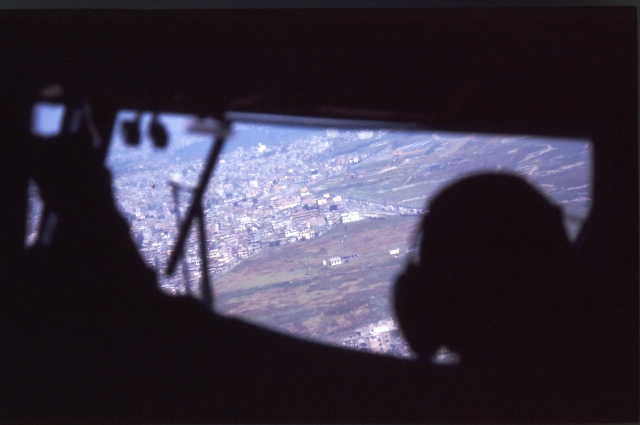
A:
[1,7,637,423]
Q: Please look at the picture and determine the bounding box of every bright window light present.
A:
[31,102,66,137]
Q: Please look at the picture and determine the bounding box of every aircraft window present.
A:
[24,179,44,248]
[31,102,66,138]
[26,111,592,358]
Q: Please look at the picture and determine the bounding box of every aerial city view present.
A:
[26,113,593,357]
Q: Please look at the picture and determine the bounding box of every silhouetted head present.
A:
[394,173,575,366]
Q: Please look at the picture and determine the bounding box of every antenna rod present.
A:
[195,202,214,308]
[169,181,193,295]
[166,121,230,277]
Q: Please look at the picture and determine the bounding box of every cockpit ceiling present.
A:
[3,8,636,138]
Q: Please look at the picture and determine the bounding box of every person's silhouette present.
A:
[4,89,453,423]
[393,173,585,420]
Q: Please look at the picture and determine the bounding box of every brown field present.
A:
[213,215,421,342]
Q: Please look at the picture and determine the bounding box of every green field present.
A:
[213,215,420,341]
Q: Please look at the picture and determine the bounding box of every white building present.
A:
[358,130,374,139]
[373,325,390,334]
[389,248,400,255]
[333,195,342,203]
[341,211,362,223]
[278,199,300,210]
[237,216,251,225]
[329,257,342,266]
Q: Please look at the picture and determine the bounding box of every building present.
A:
[341,211,362,223]
[329,257,342,266]
[373,325,390,334]
[366,336,385,352]
[389,248,400,255]
[379,330,393,352]
[302,198,317,208]
[277,198,300,210]
[237,246,249,259]
[237,216,251,225]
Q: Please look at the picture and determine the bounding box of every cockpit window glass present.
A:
[193,125,591,357]
[105,111,212,285]
[31,102,66,137]
[26,112,591,357]
[24,179,43,248]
